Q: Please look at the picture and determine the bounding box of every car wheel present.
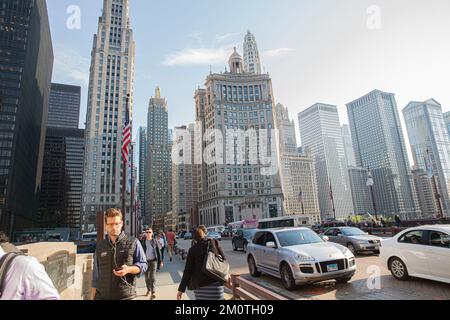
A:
[389,257,409,281]
[233,242,238,251]
[280,263,297,291]
[347,243,357,255]
[248,256,261,277]
[243,243,248,253]
[336,276,353,284]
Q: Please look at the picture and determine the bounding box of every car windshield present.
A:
[341,228,366,236]
[276,229,323,247]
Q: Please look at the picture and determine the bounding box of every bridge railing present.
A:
[226,274,288,300]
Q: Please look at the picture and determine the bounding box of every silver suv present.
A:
[247,228,357,290]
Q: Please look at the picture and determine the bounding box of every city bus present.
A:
[258,215,311,229]
[226,219,259,235]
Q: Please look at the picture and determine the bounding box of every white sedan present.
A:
[380,225,450,284]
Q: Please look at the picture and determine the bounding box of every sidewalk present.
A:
[134,251,195,301]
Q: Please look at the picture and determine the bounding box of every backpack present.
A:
[0,243,25,298]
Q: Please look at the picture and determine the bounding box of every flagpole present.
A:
[121,95,130,230]
[130,143,134,237]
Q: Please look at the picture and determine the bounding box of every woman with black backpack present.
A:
[177,227,228,300]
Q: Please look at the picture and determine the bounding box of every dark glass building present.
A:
[48,83,81,129]
[0,0,54,236]
[40,127,85,229]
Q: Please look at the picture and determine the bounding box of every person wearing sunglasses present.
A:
[140,228,162,300]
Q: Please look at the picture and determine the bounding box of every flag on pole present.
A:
[121,96,132,163]
[329,183,334,201]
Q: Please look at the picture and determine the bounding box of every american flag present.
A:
[122,96,132,163]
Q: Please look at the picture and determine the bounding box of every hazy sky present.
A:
[47,0,450,164]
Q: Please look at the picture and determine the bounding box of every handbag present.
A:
[202,240,230,283]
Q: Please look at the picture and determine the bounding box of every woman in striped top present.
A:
[177,228,226,300]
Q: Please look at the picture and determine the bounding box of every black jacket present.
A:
[140,238,161,265]
[178,238,225,292]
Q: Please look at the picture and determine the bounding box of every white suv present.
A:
[246,227,357,290]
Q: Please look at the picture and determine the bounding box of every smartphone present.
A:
[114,267,123,272]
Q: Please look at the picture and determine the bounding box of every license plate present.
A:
[327,264,338,272]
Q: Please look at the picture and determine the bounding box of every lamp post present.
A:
[367,167,378,220]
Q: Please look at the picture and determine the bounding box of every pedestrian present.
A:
[140,228,162,300]
[166,229,177,262]
[177,227,227,301]
[0,231,60,300]
[156,233,165,263]
[91,208,148,300]
[395,215,402,228]
[191,225,207,247]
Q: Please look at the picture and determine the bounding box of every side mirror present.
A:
[266,241,277,249]
[322,236,329,242]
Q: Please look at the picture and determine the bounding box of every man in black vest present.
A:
[91,209,148,300]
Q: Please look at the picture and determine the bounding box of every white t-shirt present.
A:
[0,246,60,300]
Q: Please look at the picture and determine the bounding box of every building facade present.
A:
[298,104,354,221]
[348,166,374,216]
[48,83,81,129]
[403,99,450,217]
[196,48,283,227]
[81,0,136,233]
[342,124,356,167]
[412,167,438,217]
[243,31,262,75]
[172,124,199,231]
[274,103,320,223]
[138,127,147,217]
[444,112,450,139]
[40,127,85,229]
[347,90,420,219]
[0,0,54,235]
[145,87,171,226]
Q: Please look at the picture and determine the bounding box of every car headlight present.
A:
[296,253,316,262]
[357,240,370,245]
[340,247,353,257]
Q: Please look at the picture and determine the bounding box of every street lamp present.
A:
[367,167,378,220]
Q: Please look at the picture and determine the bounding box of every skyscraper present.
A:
[341,124,356,167]
[145,87,171,226]
[298,104,354,221]
[81,0,135,233]
[40,127,85,229]
[0,0,54,235]
[172,124,199,231]
[412,167,438,217]
[138,127,147,218]
[274,104,320,224]
[274,103,298,154]
[48,83,81,129]
[403,99,450,217]
[196,48,283,226]
[243,31,262,75]
[347,90,420,219]
[444,112,450,140]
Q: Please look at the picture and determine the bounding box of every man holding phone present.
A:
[91,208,148,300]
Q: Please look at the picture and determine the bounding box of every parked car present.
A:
[183,232,193,240]
[323,227,382,255]
[207,231,222,241]
[246,227,356,290]
[380,225,450,284]
[232,228,258,252]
